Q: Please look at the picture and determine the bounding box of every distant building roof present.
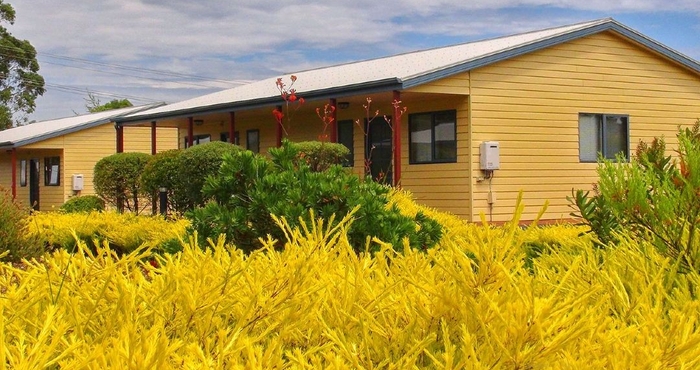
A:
[118,18,700,123]
[0,103,165,149]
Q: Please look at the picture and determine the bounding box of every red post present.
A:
[329,98,338,143]
[116,125,124,153]
[151,121,157,155]
[276,105,283,147]
[229,112,236,144]
[393,90,402,187]
[187,117,194,148]
[10,148,17,199]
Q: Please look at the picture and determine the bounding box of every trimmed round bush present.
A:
[140,149,183,213]
[289,141,350,172]
[60,195,105,213]
[174,141,242,211]
[94,152,151,213]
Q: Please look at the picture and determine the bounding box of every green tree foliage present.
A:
[93,152,151,214]
[84,93,133,113]
[570,120,700,271]
[188,141,442,254]
[0,1,45,130]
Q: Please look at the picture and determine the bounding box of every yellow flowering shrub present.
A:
[3,205,700,368]
[26,211,189,254]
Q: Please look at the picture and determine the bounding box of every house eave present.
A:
[116,78,403,125]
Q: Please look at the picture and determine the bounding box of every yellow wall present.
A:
[467,31,700,222]
[2,124,178,211]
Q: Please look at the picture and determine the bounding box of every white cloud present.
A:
[5,0,700,121]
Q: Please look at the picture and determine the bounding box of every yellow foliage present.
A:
[25,211,189,253]
[3,202,700,369]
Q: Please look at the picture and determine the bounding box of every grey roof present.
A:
[0,103,165,149]
[118,18,700,124]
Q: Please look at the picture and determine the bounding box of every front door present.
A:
[29,158,40,210]
[366,118,392,184]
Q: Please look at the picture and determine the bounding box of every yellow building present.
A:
[116,18,700,223]
[0,104,178,211]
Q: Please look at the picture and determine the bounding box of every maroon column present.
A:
[116,125,124,153]
[329,98,337,143]
[276,105,283,147]
[229,112,236,144]
[10,148,17,199]
[151,121,157,155]
[187,117,194,148]
[393,90,402,187]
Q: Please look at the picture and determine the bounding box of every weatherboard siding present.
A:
[13,124,177,210]
[467,30,700,222]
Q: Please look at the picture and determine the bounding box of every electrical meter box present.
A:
[480,141,500,170]
[72,174,84,191]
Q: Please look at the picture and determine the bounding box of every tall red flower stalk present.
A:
[273,75,305,137]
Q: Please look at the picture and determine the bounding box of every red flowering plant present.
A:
[355,97,407,182]
[273,75,305,137]
[316,103,336,142]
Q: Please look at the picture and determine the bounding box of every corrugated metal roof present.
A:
[0,103,164,149]
[118,18,700,123]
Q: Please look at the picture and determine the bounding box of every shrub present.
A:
[94,152,151,213]
[140,149,184,213]
[173,141,242,212]
[188,141,442,253]
[289,141,350,172]
[0,188,43,262]
[570,120,700,271]
[60,195,105,213]
[27,211,189,255]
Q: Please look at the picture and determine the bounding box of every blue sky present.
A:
[8,1,700,122]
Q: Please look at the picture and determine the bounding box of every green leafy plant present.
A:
[570,120,700,271]
[0,187,43,261]
[94,152,151,213]
[188,141,442,254]
[288,141,350,172]
[140,149,184,213]
[60,195,105,213]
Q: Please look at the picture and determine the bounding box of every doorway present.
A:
[29,158,40,210]
[366,117,393,184]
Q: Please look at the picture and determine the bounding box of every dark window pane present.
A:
[44,156,60,186]
[604,115,628,160]
[434,112,456,162]
[410,113,433,163]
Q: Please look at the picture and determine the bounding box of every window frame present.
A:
[408,109,457,164]
[246,129,260,153]
[44,156,61,186]
[578,113,630,163]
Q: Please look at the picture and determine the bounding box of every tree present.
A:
[85,92,133,113]
[0,1,45,130]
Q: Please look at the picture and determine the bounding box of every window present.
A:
[409,110,457,164]
[183,134,211,148]
[220,131,240,145]
[20,159,27,187]
[247,130,260,153]
[44,156,60,186]
[579,113,629,162]
[337,120,354,166]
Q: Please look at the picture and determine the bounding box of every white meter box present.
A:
[480,141,500,170]
[72,174,84,191]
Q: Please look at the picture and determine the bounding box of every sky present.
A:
[8,1,700,123]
